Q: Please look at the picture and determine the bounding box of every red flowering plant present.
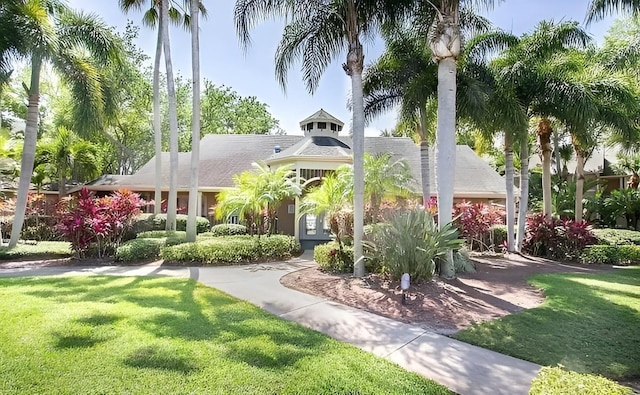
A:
[56,188,145,258]
[522,213,596,261]
[453,201,505,251]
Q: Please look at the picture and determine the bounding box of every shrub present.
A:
[366,209,464,282]
[453,201,505,251]
[529,366,632,395]
[160,235,299,265]
[137,230,186,247]
[314,241,354,273]
[56,189,145,258]
[209,223,248,237]
[580,245,640,265]
[115,238,165,262]
[592,229,640,246]
[523,213,597,261]
[131,214,210,234]
[488,225,508,251]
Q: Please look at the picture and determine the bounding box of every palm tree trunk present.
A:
[430,1,460,279]
[351,69,365,278]
[574,149,585,222]
[161,0,178,231]
[553,129,562,177]
[516,138,530,252]
[504,132,515,251]
[153,12,163,215]
[186,0,201,242]
[418,106,431,205]
[435,56,457,278]
[9,56,42,248]
[344,1,365,278]
[538,118,553,218]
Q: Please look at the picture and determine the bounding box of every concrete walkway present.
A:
[0,253,541,395]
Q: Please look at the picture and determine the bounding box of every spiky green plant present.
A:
[365,209,463,282]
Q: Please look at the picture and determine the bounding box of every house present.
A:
[78,109,509,246]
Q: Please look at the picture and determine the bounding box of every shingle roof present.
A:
[268,135,351,161]
[298,109,344,126]
[83,134,508,197]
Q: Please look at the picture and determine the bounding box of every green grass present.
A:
[529,366,632,395]
[454,267,640,380]
[0,276,451,395]
[0,241,72,260]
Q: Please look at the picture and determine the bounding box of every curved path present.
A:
[0,252,540,395]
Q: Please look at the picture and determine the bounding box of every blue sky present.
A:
[67,0,618,136]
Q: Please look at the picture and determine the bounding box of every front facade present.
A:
[78,109,510,245]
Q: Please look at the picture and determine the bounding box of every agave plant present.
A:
[365,209,464,282]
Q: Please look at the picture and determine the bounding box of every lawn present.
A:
[0,241,72,260]
[454,266,640,380]
[0,275,450,395]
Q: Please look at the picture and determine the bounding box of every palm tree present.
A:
[363,28,437,205]
[35,126,101,197]
[216,162,301,235]
[616,153,640,189]
[7,1,122,248]
[299,168,352,247]
[120,0,207,223]
[186,0,201,242]
[490,20,592,250]
[235,0,405,277]
[586,0,640,23]
[363,152,415,222]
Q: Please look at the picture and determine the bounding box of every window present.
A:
[337,125,343,132]
[323,216,331,235]
[228,215,239,224]
[318,122,327,129]
[288,204,295,214]
[330,123,337,131]
[305,214,316,235]
[306,122,313,130]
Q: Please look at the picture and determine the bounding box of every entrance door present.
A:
[299,213,332,249]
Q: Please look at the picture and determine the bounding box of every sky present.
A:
[66,0,619,137]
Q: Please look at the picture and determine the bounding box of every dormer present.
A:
[299,108,344,137]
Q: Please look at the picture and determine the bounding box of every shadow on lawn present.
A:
[123,345,199,373]
[5,275,330,371]
[455,269,640,380]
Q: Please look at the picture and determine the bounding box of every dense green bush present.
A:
[137,230,186,246]
[314,242,354,273]
[160,235,299,265]
[580,245,640,265]
[132,214,210,234]
[529,366,632,395]
[366,209,464,282]
[488,225,508,250]
[115,238,165,262]
[209,223,248,236]
[592,229,640,246]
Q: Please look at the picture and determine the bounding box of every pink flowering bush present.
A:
[522,213,597,261]
[453,201,505,251]
[56,188,145,258]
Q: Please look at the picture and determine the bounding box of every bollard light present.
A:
[400,273,410,305]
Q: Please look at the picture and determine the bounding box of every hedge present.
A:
[160,235,300,265]
[115,238,166,262]
[132,214,210,234]
[209,224,248,237]
[592,228,640,246]
[314,242,354,273]
[529,366,632,395]
[580,245,640,265]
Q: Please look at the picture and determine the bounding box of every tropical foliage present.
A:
[366,209,464,282]
[215,163,301,235]
[56,188,145,257]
